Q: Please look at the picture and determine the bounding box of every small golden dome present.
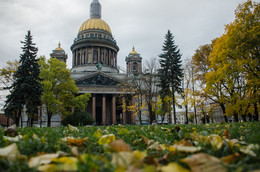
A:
[79,18,112,34]
[55,42,64,51]
[130,46,138,54]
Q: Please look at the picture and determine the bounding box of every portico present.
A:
[75,72,134,125]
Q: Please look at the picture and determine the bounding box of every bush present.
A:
[61,111,94,126]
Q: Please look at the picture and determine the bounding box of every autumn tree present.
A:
[158,30,183,124]
[142,58,160,124]
[0,60,19,88]
[192,42,228,123]
[5,31,43,126]
[39,57,91,127]
[207,0,259,121]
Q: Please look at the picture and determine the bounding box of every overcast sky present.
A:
[0,0,250,71]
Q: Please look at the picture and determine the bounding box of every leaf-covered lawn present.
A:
[0,122,260,172]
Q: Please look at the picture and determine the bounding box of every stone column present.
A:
[122,97,126,124]
[92,47,94,64]
[75,50,78,66]
[112,95,116,124]
[115,53,117,67]
[131,99,136,124]
[92,94,96,121]
[102,95,106,125]
[98,47,100,63]
[131,111,136,124]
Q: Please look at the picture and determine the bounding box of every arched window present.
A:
[133,62,138,72]
[93,50,98,64]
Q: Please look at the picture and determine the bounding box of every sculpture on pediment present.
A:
[76,73,119,86]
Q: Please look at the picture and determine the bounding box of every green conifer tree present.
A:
[158,30,183,124]
[5,31,42,126]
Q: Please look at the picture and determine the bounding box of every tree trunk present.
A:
[40,107,42,127]
[47,110,53,127]
[242,115,247,122]
[15,113,20,127]
[234,113,239,122]
[20,110,23,128]
[185,104,189,124]
[172,92,175,124]
[30,115,34,127]
[254,103,259,121]
[138,111,142,125]
[220,103,228,123]
[194,105,197,124]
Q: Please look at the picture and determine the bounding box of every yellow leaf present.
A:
[118,128,130,135]
[67,137,88,146]
[98,134,115,145]
[68,124,79,132]
[109,139,131,152]
[52,157,78,164]
[209,134,223,150]
[161,162,190,172]
[182,153,227,172]
[0,143,20,162]
[221,153,241,164]
[169,145,201,153]
[93,129,103,138]
[111,150,146,168]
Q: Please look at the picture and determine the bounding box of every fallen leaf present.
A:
[161,162,190,172]
[93,129,103,138]
[98,134,115,145]
[175,139,193,147]
[239,144,259,157]
[182,153,227,172]
[112,150,147,168]
[209,134,223,150]
[118,128,130,135]
[71,147,79,156]
[28,153,60,168]
[68,124,79,132]
[3,135,23,142]
[0,143,20,162]
[169,145,201,153]
[67,137,88,146]
[222,129,231,139]
[109,139,131,152]
[148,142,165,151]
[221,153,241,164]
[4,124,18,137]
[141,135,154,146]
[52,156,78,164]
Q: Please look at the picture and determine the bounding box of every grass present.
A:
[0,122,259,171]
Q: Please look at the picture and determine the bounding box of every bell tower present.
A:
[50,42,68,63]
[125,47,142,75]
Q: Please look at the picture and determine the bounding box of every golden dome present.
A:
[79,18,112,34]
[130,46,138,54]
[55,42,64,51]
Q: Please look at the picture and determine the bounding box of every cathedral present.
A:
[51,0,143,125]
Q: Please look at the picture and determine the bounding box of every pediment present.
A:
[75,72,121,86]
